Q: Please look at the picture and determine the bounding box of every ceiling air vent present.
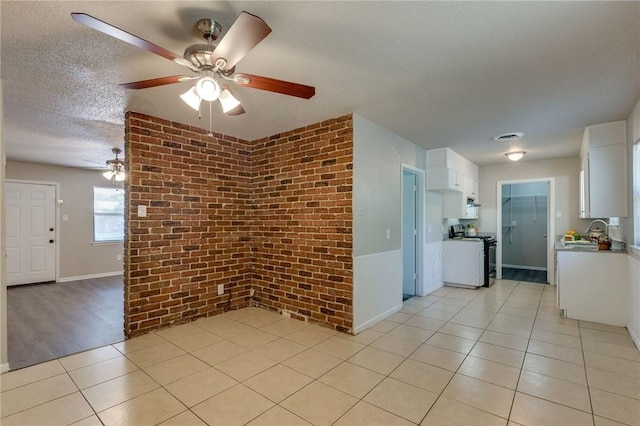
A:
[492,132,524,142]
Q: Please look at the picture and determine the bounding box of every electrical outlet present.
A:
[217,284,224,295]
[116,254,122,261]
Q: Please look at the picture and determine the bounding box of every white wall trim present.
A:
[58,271,123,282]
[628,321,640,351]
[353,304,402,334]
[422,281,444,296]
[352,249,401,260]
[401,164,425,297]
[1,363,10,373]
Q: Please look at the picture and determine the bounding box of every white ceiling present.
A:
[2,1,639,169]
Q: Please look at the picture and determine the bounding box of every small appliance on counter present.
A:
[449,224,465,239]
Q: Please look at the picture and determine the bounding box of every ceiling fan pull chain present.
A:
[208,101,214,137]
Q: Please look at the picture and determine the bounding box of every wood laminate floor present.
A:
[7,275,124,370]
[502,267,547,284]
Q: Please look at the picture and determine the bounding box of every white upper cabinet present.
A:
[579,120,627,218]
[426,148,479,218]
[427,167,463,191]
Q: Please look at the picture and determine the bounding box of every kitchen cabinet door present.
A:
[556,250,628,326]
[589,144,627,218]
[464,175,478,200]
[443,240,483,287]
[427,167,462,192]
[579,120,627,218]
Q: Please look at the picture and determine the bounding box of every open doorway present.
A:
[496,178,555,284]
[4,172,125,370]
[402,166,424,300]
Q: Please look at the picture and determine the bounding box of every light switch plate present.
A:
[137,205,147,217]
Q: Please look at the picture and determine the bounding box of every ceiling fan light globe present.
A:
[102,170,115,180]
[219,89,241,113]
[196,76,221,101]
[180,87,202,111]
[114,172,126,182]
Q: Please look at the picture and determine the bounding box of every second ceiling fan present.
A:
[71,11,315,116]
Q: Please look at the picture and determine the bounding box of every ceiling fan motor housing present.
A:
[183,44,217,69]
[197,18,222,41]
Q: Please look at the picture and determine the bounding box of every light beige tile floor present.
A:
[2,280,640,425]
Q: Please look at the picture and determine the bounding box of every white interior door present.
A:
[402,171,417,296]
[5,182,57,286]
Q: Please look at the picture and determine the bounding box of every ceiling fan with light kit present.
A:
[71,11,315,123]
[83,148,125,182]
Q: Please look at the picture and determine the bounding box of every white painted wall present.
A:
[352,115,432,331]
[6,161,124,280]
[478,158,582,236]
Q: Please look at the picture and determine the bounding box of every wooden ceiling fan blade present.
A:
[119,75,196,90]
[234,73,315,99]
[212,12,272,70]
[71,13,193,68]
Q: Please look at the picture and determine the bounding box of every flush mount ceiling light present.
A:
[103,148,125,182]
[505,151,526,162]
[493,132,524,142]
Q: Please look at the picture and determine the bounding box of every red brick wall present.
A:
[124,112,253,337]
[124,112,354,336]
[251,115,354,332]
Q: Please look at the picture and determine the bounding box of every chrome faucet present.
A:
[584,219,608,235]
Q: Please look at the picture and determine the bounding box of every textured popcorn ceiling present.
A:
[1,1,639,168]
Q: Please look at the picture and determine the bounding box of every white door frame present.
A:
[6,179,61,283]
[401,164,425,296]
[496,177,555,285]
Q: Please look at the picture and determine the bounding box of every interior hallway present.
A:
[2,280,639,425]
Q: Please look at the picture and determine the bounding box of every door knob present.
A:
[49,239,55,244]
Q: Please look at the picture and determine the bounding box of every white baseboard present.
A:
[628,322,640,351]
[1,363,10,373]
[58,271,124,282]
[353,303,402,335]
[503,264,547,271]
[421,281,444,296]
